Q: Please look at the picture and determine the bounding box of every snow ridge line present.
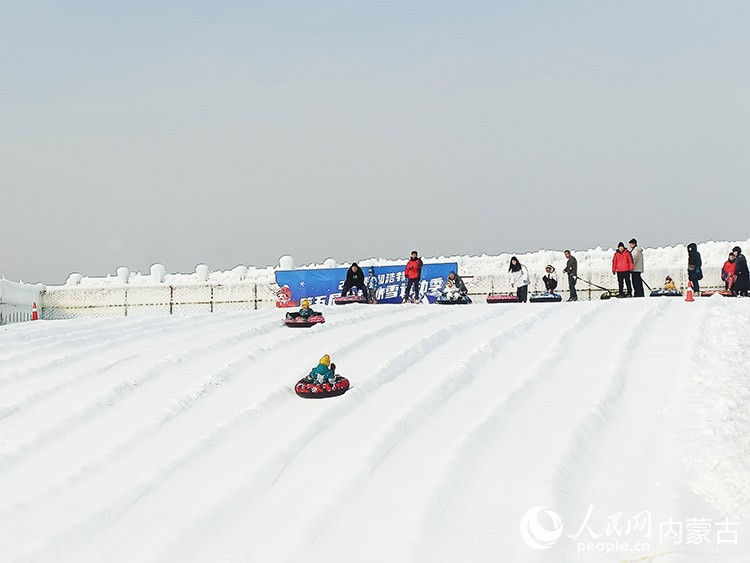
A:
[0,305,438,525]
[0,313,275,422]
[0,313,216,368]
[156,307,516,561]
[302,306,561,553]
[0,313,178,344]
[0,312,246,387]
[0,314,291,471]
[549,300,672,548]
[412,303,610,548]
[684,298,750,516]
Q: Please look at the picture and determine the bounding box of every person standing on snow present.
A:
[509,256,530,303]
[364,267,379,303]
[687,243,703,294]
[403,251,423,302]
[732,246,749,297]
[629,238,645,297]
[562,250,578,301]
[612,242,634,298]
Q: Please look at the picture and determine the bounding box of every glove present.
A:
[330,363,336,373]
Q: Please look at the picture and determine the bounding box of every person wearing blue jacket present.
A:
[306,354,336,384]
[365,267,379,304]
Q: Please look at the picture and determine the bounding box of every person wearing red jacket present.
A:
[612,242,634,298]
[722,253,737,292]
[403,250,423,302]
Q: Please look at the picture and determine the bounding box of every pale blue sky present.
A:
[2,1,749,283]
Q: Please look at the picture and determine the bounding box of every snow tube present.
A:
[333,295,367,305]
[529,292,562,303]
[650,289,683,297]
[437,295,472,304]
[699,290,735,297]
[295,375,351,398]
[487,294,519,304]
[284,315,325,327]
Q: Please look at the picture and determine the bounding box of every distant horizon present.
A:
[4,236,744,287]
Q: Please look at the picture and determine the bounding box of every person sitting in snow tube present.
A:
[442,278,461,300]
[437,271,471,303]
[295,354,351,398]
[650,276,682,297]
[285,300,325,326]
[306,354,336,384]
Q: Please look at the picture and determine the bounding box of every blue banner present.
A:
[275,263,459,306]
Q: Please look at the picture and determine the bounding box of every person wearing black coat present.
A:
[687,243,703,293]
[341,263,368,297]
[562,250,578,301]
[732,246,749,297]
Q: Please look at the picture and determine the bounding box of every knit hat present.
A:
[319,354,331,366]
[300,299,309,307]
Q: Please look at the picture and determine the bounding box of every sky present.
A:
[2,1,750,284]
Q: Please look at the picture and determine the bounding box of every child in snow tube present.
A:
[286,299,321,320]
[306,354,337,385]
[664,276,676,291]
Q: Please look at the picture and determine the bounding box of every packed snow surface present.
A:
[1,298,750,563]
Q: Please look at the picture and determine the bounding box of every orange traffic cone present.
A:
[31,302,39,320]
[685,281,694,302]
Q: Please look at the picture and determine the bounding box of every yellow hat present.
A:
[301,299,310,307]
[319,354,330,366]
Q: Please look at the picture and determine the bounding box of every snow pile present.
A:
[59,239,750,290]
[1,299,750,562]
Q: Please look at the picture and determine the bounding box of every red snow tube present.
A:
[295,376,351,398]
[284,315,326,327]
[334,295,367,305]
[699,290,735,297]
[487,293,519,304]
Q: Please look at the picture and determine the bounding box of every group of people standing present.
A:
[611,239,645,298]
[507,250,578,303]
[340,251,425,303]
[721,246,749,297]
[339,243,750,305]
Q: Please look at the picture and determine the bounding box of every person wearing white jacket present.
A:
[509,256,530,302]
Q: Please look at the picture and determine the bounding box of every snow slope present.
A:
[1,298,749,563]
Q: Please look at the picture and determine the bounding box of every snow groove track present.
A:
[1,300,749,563]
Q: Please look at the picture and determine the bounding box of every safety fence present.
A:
[462,266,723,301]
[41,282,282,320]
[0,280,43,325]
[1,264,729,324]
